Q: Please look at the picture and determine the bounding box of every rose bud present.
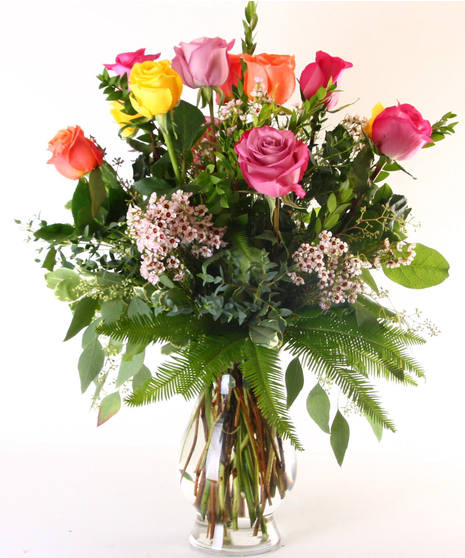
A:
[370,103,433,160]
[47,126,103,180]
[300,51,353,108]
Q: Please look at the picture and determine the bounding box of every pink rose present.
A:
[372,103,433,160]
[172,37,234,88]
[300,51,353,109]
[234,126,309,198]
[104,48,160,77]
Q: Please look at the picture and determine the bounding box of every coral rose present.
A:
[234,126,309,198]
[47,126,103,180]
[129,60,183,117]
[220,53,295,105]
[104,48,160,77]
[371,103,433,160]
[300,51,353,109]
[172,37,234,88]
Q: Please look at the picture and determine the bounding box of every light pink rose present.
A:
[104,48,160,77]
[234,126,309,198]
[300,51,353,109]
[172,37,234,88]
[372,103,433,160]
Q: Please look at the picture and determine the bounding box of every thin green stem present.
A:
[156,114,182,185]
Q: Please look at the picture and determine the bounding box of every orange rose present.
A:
[220,53,295,105]
[47,126,104,180]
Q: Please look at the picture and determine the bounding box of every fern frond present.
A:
[241,341,303,450]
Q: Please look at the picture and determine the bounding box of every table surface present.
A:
[2,443,464,558]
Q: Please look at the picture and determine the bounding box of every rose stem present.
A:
[180,403,201,483]
[155,113,182,184]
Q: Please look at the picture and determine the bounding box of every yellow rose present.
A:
[364,102,385,138]
[109,101,139,137]
[129,60,183,117]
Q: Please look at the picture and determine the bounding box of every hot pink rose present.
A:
[372,103,433,160]
[234,126,309,198]
[104,48,160,77]
[300,51,353,109]
[172,37,234,88]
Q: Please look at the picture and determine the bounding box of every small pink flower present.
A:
[172,37,234,88]
[300,51,353,109]
[104,48,160,77]
[234,126,309,198]
[372,103,432,160]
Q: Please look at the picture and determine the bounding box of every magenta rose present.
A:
[234,126,309,198]
[172,37,234,88]
[300,51,353,109]
[372,103,433,160]
[104,48,160,77]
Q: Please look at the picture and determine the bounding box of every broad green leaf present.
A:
[101,299,125,323]
[45,268,81,301]
[34,223,74,241]
[365,413,383,442]
[285,357,304,408]
[249,324,280,348]
[133,177,175,197]
[172,100,206,151]
[82,319,100,348]
[354,301,378,328]
[383,243,449,289]
[64,297,98,341]
[97,392,121,426]
[100,162,121,190]
[360,268,379,294]
[306,383,331,433]
[42,247,57,271]
[327,193,337,213]
[88,168,107,218]
[128,297,152,319]
[117,348,145,387]
[132,365,152,395]
[71,179,93,230]
[330,410,350,466]
[78,339,105,393]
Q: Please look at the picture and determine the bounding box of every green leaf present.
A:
[132,365,152,394]
[354,301,378,328]
[133,177,175,197]
[101,299,125,323]
[88,168,107,218]
[97,392,121,426]
[34,223,74,241]
[171,100,206,151]
[128,297,152,319]
[117,348,145,387]
[64,297,98,341]
[42,247,57,271]
[45,268,81,301]
[249,324,280,348]
[383,243,449,289]
[82,320,100,348]
[285,357,304,408]
[78,339,105,393]
[327,193,337,213]
[71,179,93,230]
[306,383,331,433]
[360,268,379,294]
[330,410,350,466]
[365,412,383,442]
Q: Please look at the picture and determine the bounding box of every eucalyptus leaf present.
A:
[132,365,152,395]
[285,357,304,408]
[101,299,125,323]
[249,324,280,348]
[330,410,350,466]
[34,223,74,242]
[97,392,121,426]
[306,383,331,433]
[117,348,145,387]
[365,413,383,442]
[64,297,99,341]
[78,339,105,393]
[128,297,152,319]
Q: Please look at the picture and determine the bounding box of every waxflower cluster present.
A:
[290,231,369,309]
[127,190,226,285]
[375,238,417,269]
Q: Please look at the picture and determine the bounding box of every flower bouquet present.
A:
[29,1,457,554]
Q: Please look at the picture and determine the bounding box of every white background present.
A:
[1,1,465,557]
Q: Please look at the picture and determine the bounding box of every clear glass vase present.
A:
[178,369,297,555]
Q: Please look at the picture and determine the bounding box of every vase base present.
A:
[189,514,281,556]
